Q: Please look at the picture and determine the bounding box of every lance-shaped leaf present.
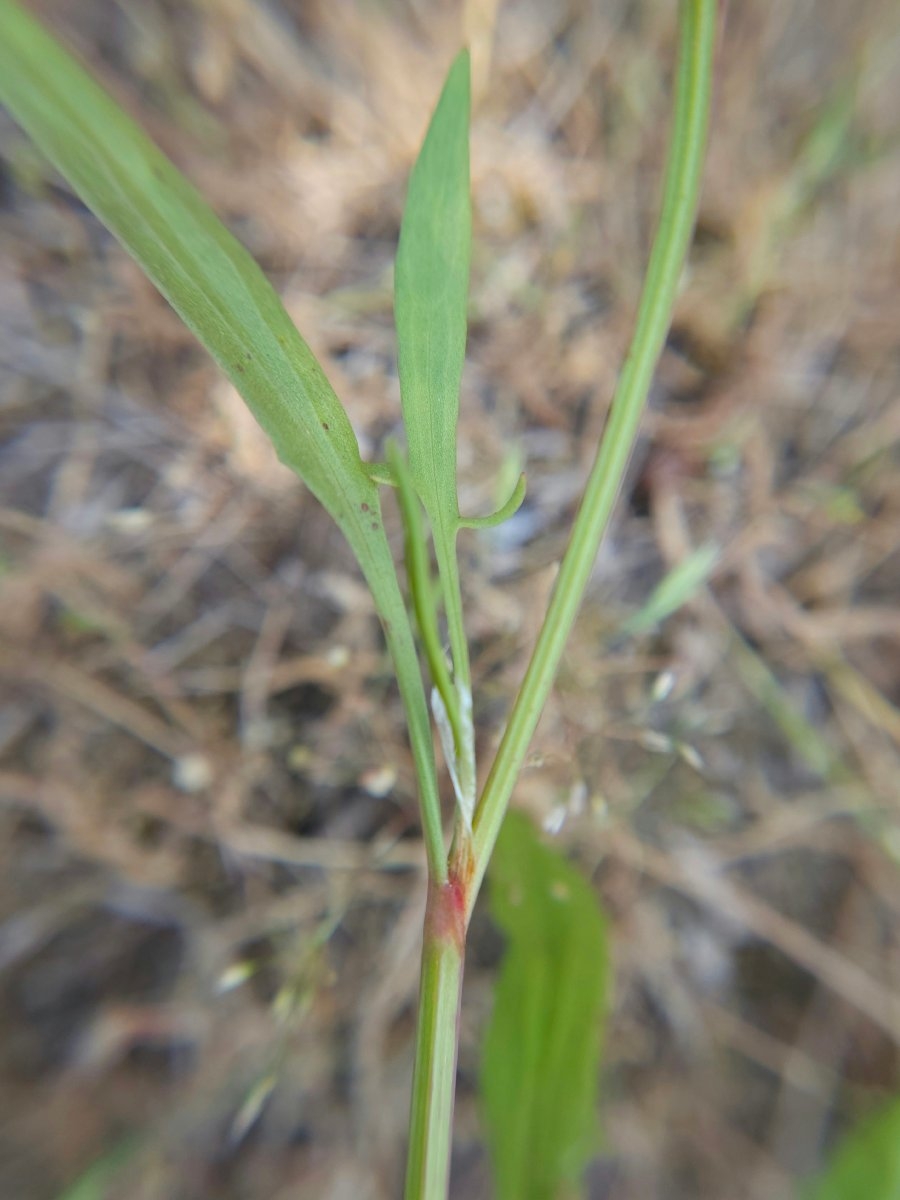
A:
[481,811,611,1200]
[0,0,382,573]
[395,48,471,551]
[394,51,475,827]
[0,0,447,877]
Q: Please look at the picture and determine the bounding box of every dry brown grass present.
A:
[1,1,899,1197]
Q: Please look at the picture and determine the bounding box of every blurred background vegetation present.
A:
[1,1,899,1197]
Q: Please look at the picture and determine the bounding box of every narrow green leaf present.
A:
[731,632,844,782]
[804,1095,900,1200]
[395,48,471,552]
[56,1139,136,1200]
[0,1,375,553]
[394,50,475,828]
[0,0,447,879]
[622,542,719,635]
[482,811,610,1200]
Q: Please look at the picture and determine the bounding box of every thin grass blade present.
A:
[0,0,379,564]
[55,1140,136,1200]
[622,541,719,634]
[394,48,471,551]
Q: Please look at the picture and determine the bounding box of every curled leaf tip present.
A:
[459,473,526,530]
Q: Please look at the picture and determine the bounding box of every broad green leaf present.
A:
[0,1,446,874]
[394,48,471,554]
[804,1096,900,1200]
[482,811,610,1200]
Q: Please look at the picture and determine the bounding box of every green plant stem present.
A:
[380,606,448,884]
[389,444,462,744]
[434,531,477,815]
[435,530,471,697]
[405,877,466,1200]
[467,0,717,918]
[389,443,476,832]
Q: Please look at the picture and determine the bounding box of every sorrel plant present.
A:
[0,1,717,1195]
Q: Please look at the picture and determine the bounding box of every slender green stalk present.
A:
[467,0,717,905]
[433,531,477,825]
[405,877,467,1200]
[389,443,463,751]
[435,529,472,699]
[380,607,448,885]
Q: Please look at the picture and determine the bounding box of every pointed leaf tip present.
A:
[459,473,527,530]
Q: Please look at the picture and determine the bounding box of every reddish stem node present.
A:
[426,874,467,953]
